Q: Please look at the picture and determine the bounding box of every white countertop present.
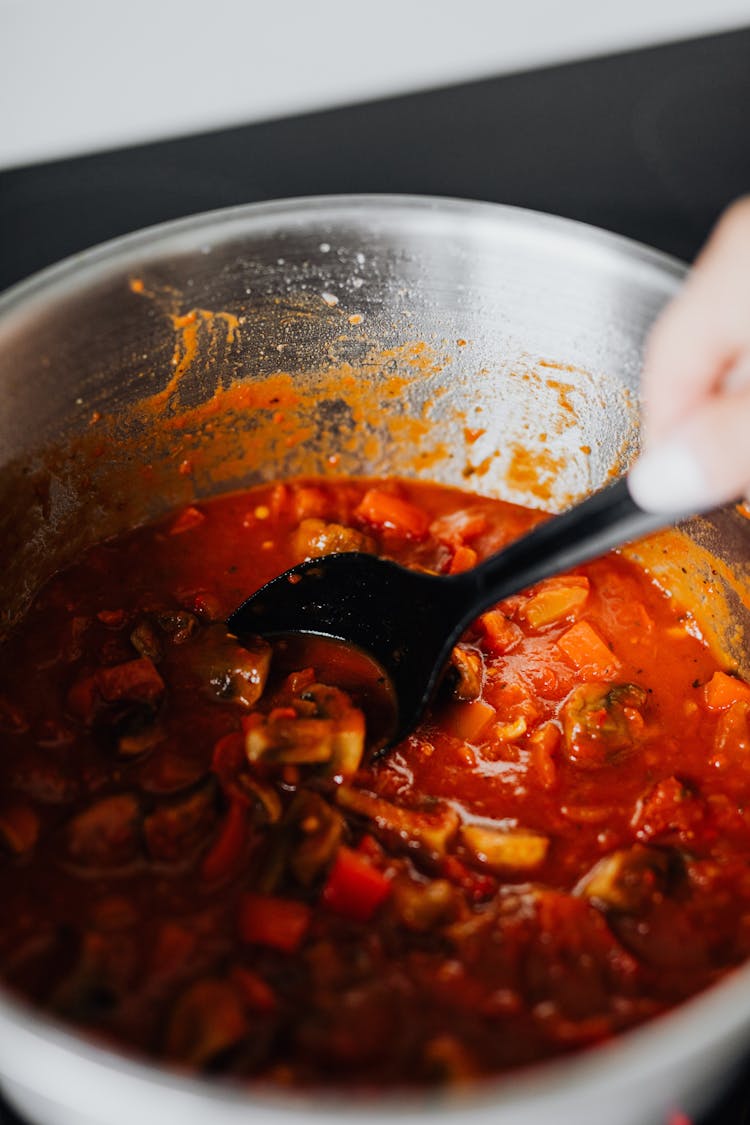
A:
[1,0,749,170]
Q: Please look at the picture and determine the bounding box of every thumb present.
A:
[628,378,750,514]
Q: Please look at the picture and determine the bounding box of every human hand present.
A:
[628,196,750,513]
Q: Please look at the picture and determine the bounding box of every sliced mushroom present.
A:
[155,609,198,645]
[245,684,365,778]
[336,787,460,857]
[391,876,456,931]
[116,720,166,758]
[129,619,163,663]
[461,824,549,874]
[574,845,673,912]
[287,792,344,885]
[245,712,338,765]
[237,774,284,825]
[561,682,648,769]
[447,645,484,702]
[185,625,271,709]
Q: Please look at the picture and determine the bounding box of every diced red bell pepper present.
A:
[200,799,248,882]
[322,845,392,922]
[238,893,311,953]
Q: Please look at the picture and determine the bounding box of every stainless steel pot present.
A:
[1,195,749,1125]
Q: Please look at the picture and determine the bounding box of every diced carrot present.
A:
[322,845,392,922]
[477,609,522,654]
[200,799,248,882]
[169,506,206,535]
[556,621,620,678]
[703,670,750,711]
[441,698,496,742]
[238,893,311,953]
[521,578,589,629]
[448,545,477,574]
[229,966,277,1013]
[354,489,429,539]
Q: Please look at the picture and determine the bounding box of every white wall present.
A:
[1,0,749,170]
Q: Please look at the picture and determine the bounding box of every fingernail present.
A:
[628,440,714,514]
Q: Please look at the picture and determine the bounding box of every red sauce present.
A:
[1,476,750,1088]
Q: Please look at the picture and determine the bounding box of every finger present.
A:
[629,376,750,513]
[640,197,750,446]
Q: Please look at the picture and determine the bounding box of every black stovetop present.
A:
[1,23,750,1125]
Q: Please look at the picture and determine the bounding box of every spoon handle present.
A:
[462,476,686,621]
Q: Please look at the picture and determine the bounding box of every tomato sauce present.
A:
[1,476,750,1088]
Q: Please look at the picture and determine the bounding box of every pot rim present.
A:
[0,193,688,320]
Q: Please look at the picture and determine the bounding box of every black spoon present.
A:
[228,477,683,751]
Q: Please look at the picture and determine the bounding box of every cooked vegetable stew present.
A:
[2,477,750,1088]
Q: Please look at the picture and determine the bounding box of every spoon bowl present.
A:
[228,476,680,749]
